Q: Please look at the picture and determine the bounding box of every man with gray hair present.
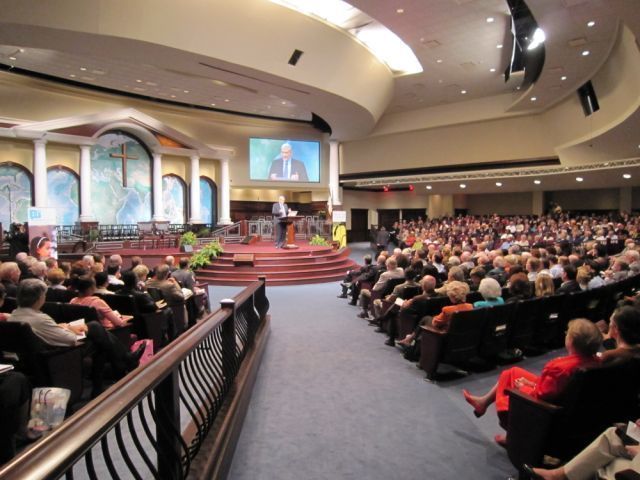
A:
[268,142,308,181]
[9,279,144,397]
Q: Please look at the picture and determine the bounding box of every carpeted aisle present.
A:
[224,244,555,479]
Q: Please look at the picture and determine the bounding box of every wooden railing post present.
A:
[220,299,237,380]
[154,368,182,479]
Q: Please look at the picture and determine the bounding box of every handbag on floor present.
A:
[28,387,71,432]
[131,339,154,366]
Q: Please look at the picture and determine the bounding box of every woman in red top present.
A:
[463,318,602,446]
[70,275,129,329]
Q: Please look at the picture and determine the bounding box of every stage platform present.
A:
[197,241,358,286]
[110,241,358,286]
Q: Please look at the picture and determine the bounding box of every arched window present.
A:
[47,166,79,225]
[162,174,186,224]
[0,163,32,227]
[91,131,152,224]
[200,177,217,226]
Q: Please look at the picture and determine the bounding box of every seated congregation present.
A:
[0,251,209,464]
[339,212,640,477]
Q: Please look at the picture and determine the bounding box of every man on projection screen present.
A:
[268,143,309,181]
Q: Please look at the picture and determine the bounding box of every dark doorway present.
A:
[402,209,427,223]
[350,209,369,242]
[377,209,400,229]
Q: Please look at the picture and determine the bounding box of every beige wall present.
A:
[466,192,533,216]
[546,188,620,211]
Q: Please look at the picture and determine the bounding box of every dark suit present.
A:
[268,158,309,181]
[556,280,581,294]
[272,201,288,247]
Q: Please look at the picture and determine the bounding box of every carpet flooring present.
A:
[221,243,557,480]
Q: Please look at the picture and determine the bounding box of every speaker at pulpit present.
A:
[279,216,303,249]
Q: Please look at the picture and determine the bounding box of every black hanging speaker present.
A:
[577,80,600,116]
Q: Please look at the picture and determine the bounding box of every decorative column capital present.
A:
[33,138,47,146]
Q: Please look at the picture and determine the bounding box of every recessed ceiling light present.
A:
[426,185,432,190]
[497,44,503,49]
[461,90,467,94]
[19,48,24,53]
[281,101,287,105]
[561,75,567,81]
[582,50,590,56]
[170,94,176,98]
[183,90,189,93]
[495,182,503,187]
[623,174,632,179]
[531,97,537,101]
[136,79,142,83]
[576,177,584,182]
[436,59,443,63]
[490,68,496,72]
[534,179,541,185]
[459,183,466,189]
[69,74,76,78]
[210,103,216,106]
[8,56,16,61]
[396,8,404,13]
[266,105,271,109]
[80,67,87,71]
[587,21,595,27]
[486,17,495,23]
[224,99,230,102]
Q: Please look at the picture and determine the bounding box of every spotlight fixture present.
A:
[561,76,567,81]
[436,59,443,63]
[383,185,389,192]
[582,50,590,56]
[623,174,632,179]
[486,17,495,23]
[587,21,595,27]
[459,183,466,189]
[534,179,541,185]
[531,97,537,102]
[527,28,546,51]
[495,182,503,187]
[408,184,414,191]
[497,44,503,49]
[426,185,432,190]
[490,68,496,72]
[576,177,584,182]
[461,90,467,94]
[396,8,404,14]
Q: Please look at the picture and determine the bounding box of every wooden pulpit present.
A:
[281,216,303,249]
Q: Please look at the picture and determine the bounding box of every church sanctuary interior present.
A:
[2,0,640,479]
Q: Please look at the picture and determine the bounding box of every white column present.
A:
[219,157,231,225]
[152,152,165,220]
[532,190,545,217]
[189,154,202,223]
[33,139,48,207]
[78,145,95,221]
[329,140,341,205]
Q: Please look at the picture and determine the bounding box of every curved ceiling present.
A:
[1,0,637,139]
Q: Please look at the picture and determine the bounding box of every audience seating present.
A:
[0,321,84,405]
[478,302,517,363]
[45,288,77,303]
[419,308,488,381]
[147,286,187,336]
[99,294,170,351]
[505,358,640,475]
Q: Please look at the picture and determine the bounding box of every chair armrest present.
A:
[505,388,562,470]
[419,327,448,380]
[420,325,446,336]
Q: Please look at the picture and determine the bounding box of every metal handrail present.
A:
[0,279,269,480]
